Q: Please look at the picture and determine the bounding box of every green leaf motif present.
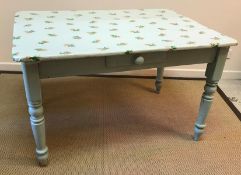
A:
[109,28,118,31]
[170,46,177,50]
[109,22,118,25]
[73,36,82,39]
[135,36,144,40]
[180,28,188,32]
[125,50,133,55]
[13,36,21,40]
[92,39,100,43]
[38,41,48,44]
[45,27,54,30]
[71,28,80,32]
[89,20,97,24]
[188,25,195,28]
[146,43,156,47]
[89,26,98,29]
[35,48,47,51]
[150,22,156,24]
[187,41,195,45]
[66,18,74,20]
[139,13,146,15]
[24,24,32,27]
[87,31,96,35]
[159,33,165,36]
[170,22,178,25]
[117,42,127,46]
[211,37,220,40]
[111,34,120,38]
[130,30,140,33]
[158,28,166,31]
[45,21,53,23]
[136,25,144,28]
[25,30,35,33]
[48,33,57,37]
[25,18,33,21]
[47,16,55,18]
[75,14,83,17]
[60,51,72,55]
[180,35,189,38]
[64,44,75,47]
[29,56,40,61]
[98,47,109,51]
[183,19,190,22]
[162,39,173,42]
[66,23,74,25]
[129,20,135,22]
[12,52,19,56]
[210,43,219,47]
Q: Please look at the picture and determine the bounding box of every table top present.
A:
[12,9,237,62]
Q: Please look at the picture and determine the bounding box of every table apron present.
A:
[38,48,217,79]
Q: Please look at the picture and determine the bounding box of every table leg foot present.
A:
[36,148,49,166]
[194,123,206,141]
[155,80,161,94]
[155,67,164,94]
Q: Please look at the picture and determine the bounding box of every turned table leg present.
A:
[22,63,48,166]
[155,66,164,93]
[194,47,229,141]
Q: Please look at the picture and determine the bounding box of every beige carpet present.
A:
[0,74,240,175]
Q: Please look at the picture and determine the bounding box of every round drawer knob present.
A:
[134,56,145,65]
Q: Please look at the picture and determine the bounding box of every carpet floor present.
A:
[0,74,240,175]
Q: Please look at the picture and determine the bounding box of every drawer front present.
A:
[105,52,166,68]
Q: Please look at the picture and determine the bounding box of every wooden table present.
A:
[12,9,237,166]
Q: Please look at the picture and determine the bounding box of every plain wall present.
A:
[0,0,241,76]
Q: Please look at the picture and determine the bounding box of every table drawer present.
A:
[105,52,166,68]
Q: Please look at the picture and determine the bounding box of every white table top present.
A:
[12,9,237,62]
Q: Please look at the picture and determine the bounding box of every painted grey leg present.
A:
[194,47,229,141]
[155,66,164,94]
[194,80,218,141]
[22,63,48,166]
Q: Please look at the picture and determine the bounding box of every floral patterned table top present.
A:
[12,9,238,62]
